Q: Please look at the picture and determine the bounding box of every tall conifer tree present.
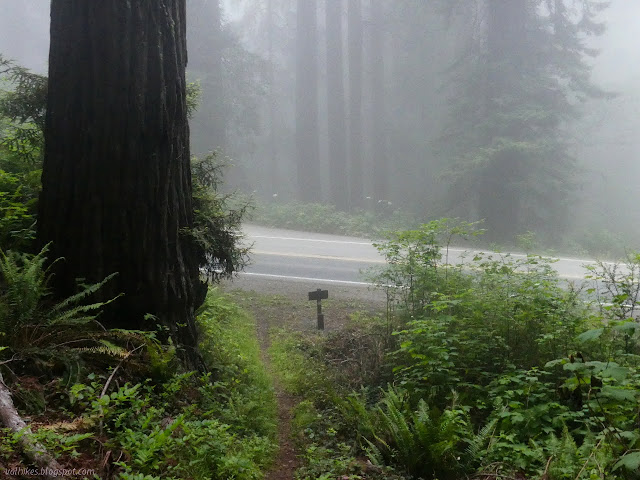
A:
[38,0,204,364]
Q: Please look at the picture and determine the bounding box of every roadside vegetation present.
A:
[266,219,640,479]
[248,200,417,239]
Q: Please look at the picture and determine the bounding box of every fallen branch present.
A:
[100,344,145,399]
[0,372,67,480]
[97,344,145,436]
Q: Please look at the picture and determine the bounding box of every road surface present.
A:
[237,224,610,287]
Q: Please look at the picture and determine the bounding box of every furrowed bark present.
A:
[39,1,205,367]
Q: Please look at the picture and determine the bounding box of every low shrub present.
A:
[250,200,416,238]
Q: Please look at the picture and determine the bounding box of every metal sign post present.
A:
[308,288,328,330]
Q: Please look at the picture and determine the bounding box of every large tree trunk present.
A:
[347,0,364,210]
[38,1,205,365]
[295,0,321,202]
[326,0,348,210]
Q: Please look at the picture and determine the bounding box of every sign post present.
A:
[308,288,328,330]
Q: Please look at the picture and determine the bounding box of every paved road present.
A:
[238,224,609,286]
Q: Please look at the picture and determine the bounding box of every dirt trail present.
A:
[266,387,299,480]
[255,307,300,480]
[223,277,386,479]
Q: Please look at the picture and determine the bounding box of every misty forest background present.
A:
[2,0,639,253]
[1,2,640,480]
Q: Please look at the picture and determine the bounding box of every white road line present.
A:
[240,270,589,285]
[560,274,589,280]
[240,272,374,286]
[252,249,386,264]
[250,235,372,246]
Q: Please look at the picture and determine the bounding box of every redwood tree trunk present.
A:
[326,0,348,210]
[295,0,321,202]
[267,0,279,196]
[38,1,204,364]
[348,0,363,210]
[477,0,529,240]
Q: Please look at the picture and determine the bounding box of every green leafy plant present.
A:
[296,442,364,480]
[361,386,471,480]
[0,169,39,251]
[370,219,482,316]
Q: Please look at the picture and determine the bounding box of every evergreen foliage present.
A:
[190,152,251,281]
[442,0,609,241]
[0,55,44,252]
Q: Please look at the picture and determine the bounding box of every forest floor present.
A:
[223,275,386,479]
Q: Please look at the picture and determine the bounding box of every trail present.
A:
[255,305,299,480]
[224,280,387,479]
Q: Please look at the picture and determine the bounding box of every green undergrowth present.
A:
[267,220,640,480]
[269,317,409,480]
[0,267,277,479]
[103,288,279,479]
[115,289,276,479]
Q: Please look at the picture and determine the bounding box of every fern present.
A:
[464,417,498,468]
[74,340,129,359]
[361,386,471,480]
[0,246,49,333]
[0,245,137,381]
[338,390,376,441]
[50,272,119,316]
[363,435,386,467]
[531,428,618,480]
[100,329,158,343]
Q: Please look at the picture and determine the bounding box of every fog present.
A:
[1,1,640,253]
[590,2,640,87]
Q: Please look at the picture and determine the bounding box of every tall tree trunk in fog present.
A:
[477,0,529,240]
[39,1,204,366]
[295,0,321,202]
[326,0,348,210]
[370,0,388,206]
[348,0,364,209]
[267,0,279,195]
[187,0,226,155]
